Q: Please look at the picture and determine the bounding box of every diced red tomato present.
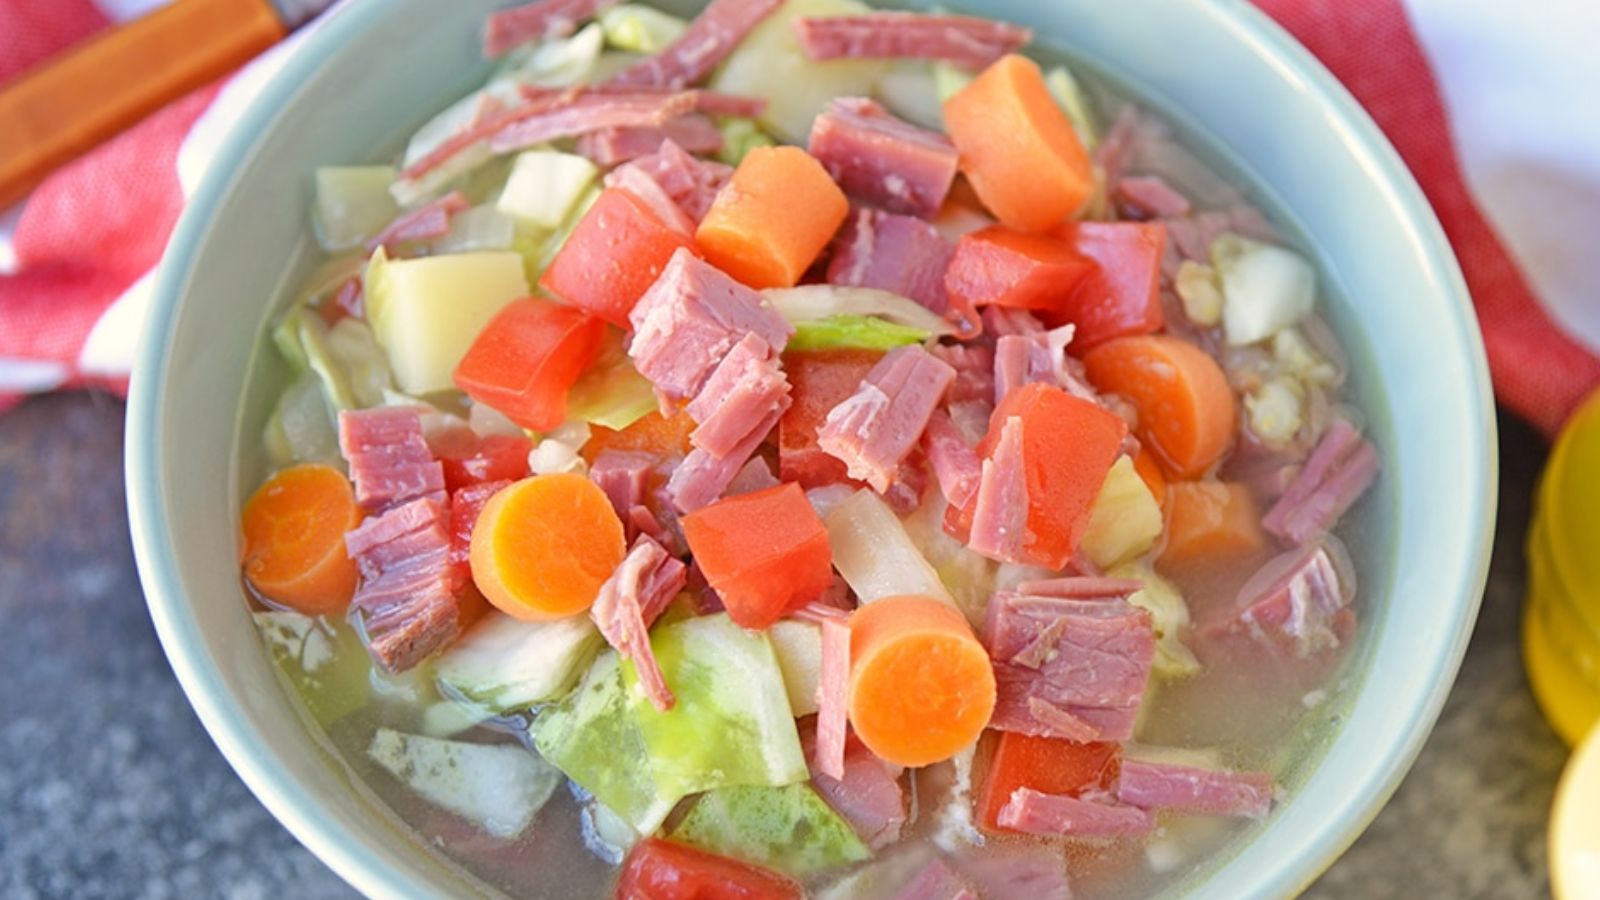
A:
[778,348,885,487]
[435,432,533,492]
[614,838,803,900]
[448,479,512,583]
[681,483,834,630]
[944,225,1094,313]
[453,298,606,432]
[949,383,1127,568]
[1042,221,1166,350]
[977,732,1122,833]
[540,187,697,328]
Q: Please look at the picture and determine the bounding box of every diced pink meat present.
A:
[609,0,784,88]
[629,248,793,403]
[577,113,724,167]
[1164,210,1234,263]
[687,333,792,458]
[827,208,965,331]
[894,858,977,900]
[1013,576,1143,599]
[923,409,982,511]
[666,402,787,513]
[802,724,907,850]
[1115,175,1191,219]
[948,842,1073,900]
[344,496,459,673]
[930,343,996,406]
[966,416,1030,564]
[945,399,993,447]
[993,325,1100,406]
[997,788,1155,838]
[985,591,1156,741]
[591,536,687,711]
[588,450,659,521]
[1116,759,1275,819]
[1094,105,1140,192]
[487,90,700,154]
[817,345,955,493]
[1261,418,1379,544]
[606,162,697,237]
[815,617,851,781]
[725,456,781,497]
[365,191,469,252]
[338,408,446,511]
[808,97,958,218]
[624,139,733,222]
[794,13,1032,69]
[1209,541,1354,659]
[482,0,620,57]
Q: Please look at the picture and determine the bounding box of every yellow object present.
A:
[1526,387,1600,746]
[1551,725,1600,900]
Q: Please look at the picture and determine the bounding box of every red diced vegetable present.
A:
[448,479,513,583]
[779,348,884,487]
[977,732,1121,833]
[436,432,533,492]
[681,482,834,629]
[1042,221,1166,350]
[540,187,697,327]
[944,225,1093,313]
[453,298,606,432]
[614,838,804,900]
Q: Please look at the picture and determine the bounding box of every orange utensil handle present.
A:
[0,0,285,209]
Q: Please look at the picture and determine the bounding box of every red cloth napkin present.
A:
[2,0,1596,436]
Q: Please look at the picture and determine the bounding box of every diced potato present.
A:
[874,61,944,131]
[1080,456,1164,569]
[709,0,889,144]
[364,249,529,394]
[1244,376,1305,447]
[1272,327,1339,386]
[768,619,823,716]
[313,166,398,252]
[497,150,600,230]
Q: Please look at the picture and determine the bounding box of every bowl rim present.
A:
[126,0,1497,897]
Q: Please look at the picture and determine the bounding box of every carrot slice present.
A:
[1081,334,1236,479]
[695,145,849,289]
[469,473,626,621]
[1160,480,1265,569]
[241,464,362,616]
[942,54,1094,232]
[1132,447,1168,508]
[848,595,996,767]
[581,408,697,464]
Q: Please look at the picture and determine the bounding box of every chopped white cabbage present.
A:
[1212,233,1316,345]
[366,729,561,838]
[437,612,603,712]
[766,285,955,337]
[600,4,688,53]
[502,22,604,88]
[529,420,591,475]
[469,399,526,438]
[497,150,600,231]
[313,166,399,252]
[1272,327,1340,386]
[824,490,955,607]
[432,204,516,253]
[768,620,823,717]
[873,61,944,130]
[1044,65,1099,151]
[263,374,339,467]
[1080,456,1164,570]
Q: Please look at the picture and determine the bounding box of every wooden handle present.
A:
[0,0,285,209]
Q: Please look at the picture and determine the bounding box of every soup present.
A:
[236,1,1382,896]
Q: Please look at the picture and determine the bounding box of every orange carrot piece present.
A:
[1132,447,1168,508]
[1081,335,1237,479]
[469,474,626,621]
[695,145,850,289]
[848,595,996,767]
[241,464,362,616]
[942,54,1094,232]
[580,408,697,464]
[1159,481,1265,569]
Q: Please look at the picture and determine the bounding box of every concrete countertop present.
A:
[0,392,1567,898]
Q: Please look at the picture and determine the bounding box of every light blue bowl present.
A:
[126,0,1496,896]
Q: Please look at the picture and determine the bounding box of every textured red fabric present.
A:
[1252,0,1600,436]
[0,0,110,87]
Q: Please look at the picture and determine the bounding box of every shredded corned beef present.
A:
[365,191,469,252]
[827,208,962,330]
[1212,541,1354,659]
[617,139,733,223]
[344,496,460,673]
[338,408,447,511]
[591,536,687,711]
[609,0,784,88]
[802,721,907,850]
[794,13,1031,69]
[1116,759,1275,819]
[923,408,982,512]
[607,163,697,236]
[725,455,781,497]
[1261,417,1379,544]
[1116,175,1191,219]
[815,616,851,781]
[997,788,1156,838]
[817,345,955,493]
[482,0,620,57]
[966,416,1030,564]
[893,858,977,900]
[687,333,792,458]
[577,114,724,167]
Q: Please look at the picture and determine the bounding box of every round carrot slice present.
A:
[241,463,361,616]
[469,473,625,621]
[1082,334,1237,479]
[847,595,996,767]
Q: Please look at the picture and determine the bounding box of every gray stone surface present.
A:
[0,392,1567,898]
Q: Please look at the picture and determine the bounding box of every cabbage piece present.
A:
[263,374,339,467]
[1109,563,1201,679]
[933,62,975,103]
[255,611,370,726]
[768,619,823,717]
[901,496,996,627]
[766,285,955,337]
[790,314,930,352]
[367,729,561,839]
[626,614,807,799]
[272,308,392,411]
[1044,65,1099,152]
[363,248,528,394]
[313,166,399,252]
[873,60,944,130]
[497,150,600,231]
[432,204,516,253]
[436,612,603,713]
[1080,455,1163,570]
[503,21,605,88]
[824,489,955,606]
[565,327,657,431]
[601,4,688,53]
[418,699,493,738]
[669,783,870,877]
[533,651,681,833]
[716,118,776,166]
[1212,233,1315,346]
[708,0,888,143]
[530,421,592,475]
